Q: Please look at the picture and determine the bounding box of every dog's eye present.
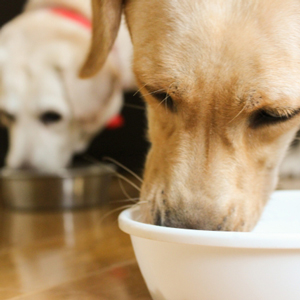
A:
[40,111,62,125]
[0,110,16,126]
[250,109,300,129]
[151,91,176,112]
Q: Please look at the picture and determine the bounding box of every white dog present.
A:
[0,0,134,171]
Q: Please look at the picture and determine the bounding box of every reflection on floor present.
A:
[0,175,151,300]
[0,175,299,299]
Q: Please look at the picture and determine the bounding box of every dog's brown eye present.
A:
[40,111,62,125]
[0,110,16,126]
[250,109,300,129]
[152,91,176,112]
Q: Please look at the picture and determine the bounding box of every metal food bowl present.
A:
[0,163,116,210]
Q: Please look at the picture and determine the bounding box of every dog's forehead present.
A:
[0,11,87,69]
[127,0,300,49]
[128,0,300,107]
[0,62,70,115]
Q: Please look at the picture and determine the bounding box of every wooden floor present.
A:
[0,175,299,300]
[0,176,151,300]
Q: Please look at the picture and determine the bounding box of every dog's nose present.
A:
[18,162,35,171]
[154,208,198,229]
[154,210,162,226]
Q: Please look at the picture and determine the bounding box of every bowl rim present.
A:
[0,163,116,180]
[119,190,300,249]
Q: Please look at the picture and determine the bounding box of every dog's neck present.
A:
[25,0,91,19]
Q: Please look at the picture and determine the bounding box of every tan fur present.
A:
[80,0,123,78]
[82,0,300,231]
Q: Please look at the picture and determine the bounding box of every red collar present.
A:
[50,7,91,29]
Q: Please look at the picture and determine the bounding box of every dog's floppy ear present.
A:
[80,0,123,78]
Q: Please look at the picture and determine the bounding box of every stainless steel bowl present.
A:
[0,163,116,210]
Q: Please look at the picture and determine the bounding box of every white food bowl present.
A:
[119,190,300,300]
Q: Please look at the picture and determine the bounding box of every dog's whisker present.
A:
[156,95,169,110]
[100,201,147,223]
[133,82,148,96]
[117,176,135,200]
[82,154,102,165]
[103,157,143,183]
[155,82,174,112]
[111,197,140,204]
[82,154,142,210]
[83,155,143,188]
[228,103,247,124]
[142,88,166,98]
[114,173,141,192]
[135,213,145,222]
[138,216,144,222]
[124,103,145,110]
[164,83,174,113]
[100,204,136,223]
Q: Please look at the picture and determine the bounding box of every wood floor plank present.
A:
[14,261,151,300]
[0,213,136,299]
[0,177,146,299]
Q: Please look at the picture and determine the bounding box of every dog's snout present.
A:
[154,210,162,226]
[162,213,197,229]
[149,198,249,231]
[18,162,35,171]
[153,206,198,229]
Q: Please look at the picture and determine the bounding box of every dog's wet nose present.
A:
[154,210,162,226]
[153,208,199,229]
[18,162,35,171]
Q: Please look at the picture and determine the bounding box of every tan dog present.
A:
[81,0,300,231]
[0,0,134,171]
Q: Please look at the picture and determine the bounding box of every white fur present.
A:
[0,1,135,171]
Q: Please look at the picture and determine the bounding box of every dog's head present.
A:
[82,0,300,231]
[0,10,123,171]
